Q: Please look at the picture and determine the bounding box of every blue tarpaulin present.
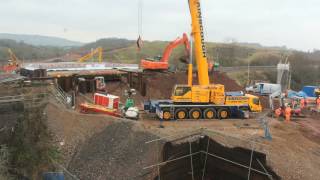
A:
[288,90,307,98]
[288,86,317,98]
[301,86,316,97]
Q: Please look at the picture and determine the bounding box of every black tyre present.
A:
[189,108,202,119]
[175,108,188,120]
[203,108,216,119]
[162,109,172,120]
[217,108,230,119]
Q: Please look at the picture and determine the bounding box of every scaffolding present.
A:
[144,128,275,180]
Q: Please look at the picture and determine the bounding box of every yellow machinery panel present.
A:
[225,96,249,106]
[191,86,210,103]
[209,84,225,105]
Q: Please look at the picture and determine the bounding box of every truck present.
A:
[246,83,281,95]
[143,0,262,120]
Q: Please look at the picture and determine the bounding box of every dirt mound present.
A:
[101,71,242,107]
[145,71,243,99]
[46,101,116,166]
[68,121,159,180]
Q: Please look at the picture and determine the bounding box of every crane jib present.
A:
[196,1,207,58]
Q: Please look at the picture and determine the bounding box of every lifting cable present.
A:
[137,0,143,52]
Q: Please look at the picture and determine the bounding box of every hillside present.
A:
[74,38,320,90]
[0,33,83,47]
[0,35,318,90]
[0,39,66,62]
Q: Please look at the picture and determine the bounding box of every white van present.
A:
[246,83,281,95]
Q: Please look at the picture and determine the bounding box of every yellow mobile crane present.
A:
[78,47,103,63]
[144,0,262,120]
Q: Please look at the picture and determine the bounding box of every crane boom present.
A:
[78,47,103,63]
[143,0,263,120]
[8,48,19,65]
[188,0,209,85]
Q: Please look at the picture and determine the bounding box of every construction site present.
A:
[1,0,320,180]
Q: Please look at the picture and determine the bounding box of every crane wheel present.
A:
[217,108,229,119]
[163,110,172,121]
[204,108,216,119]
[189,108,202,119]
[175,108,187,120]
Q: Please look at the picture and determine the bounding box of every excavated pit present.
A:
[155,136,280,180]
[67,121,280,180]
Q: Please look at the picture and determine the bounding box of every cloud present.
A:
[0,0,319,50]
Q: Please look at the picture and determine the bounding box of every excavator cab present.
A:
[145,55,162,62]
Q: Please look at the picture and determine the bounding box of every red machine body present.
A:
[140,33,190,70]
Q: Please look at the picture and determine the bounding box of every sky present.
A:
[1,0,320,51]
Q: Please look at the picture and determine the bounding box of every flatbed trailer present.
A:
[80,102,121,117]
[144,100,250,120]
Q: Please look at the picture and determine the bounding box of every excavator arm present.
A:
[140,33,190,70]
[78,47,103,63]
[159,33,190,63]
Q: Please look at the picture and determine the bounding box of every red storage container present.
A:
[94,93,119,109]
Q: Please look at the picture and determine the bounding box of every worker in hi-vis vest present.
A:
[285,104,292,123]
[316,97,320,109]
[300,98,305,109]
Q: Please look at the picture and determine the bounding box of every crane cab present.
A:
[171,84,212,103]
[246,94,262,112]
[171,85,192,102]
[171,84,225,104]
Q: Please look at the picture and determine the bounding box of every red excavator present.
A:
[140,33,190,70]
[140,33,218,72]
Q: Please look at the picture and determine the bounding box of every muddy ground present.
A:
[144,71,243,99]
[46,100,320,180]
[44,71,320,180]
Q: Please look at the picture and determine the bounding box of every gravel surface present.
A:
[46,101,116,166]
[68,121,159,180]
